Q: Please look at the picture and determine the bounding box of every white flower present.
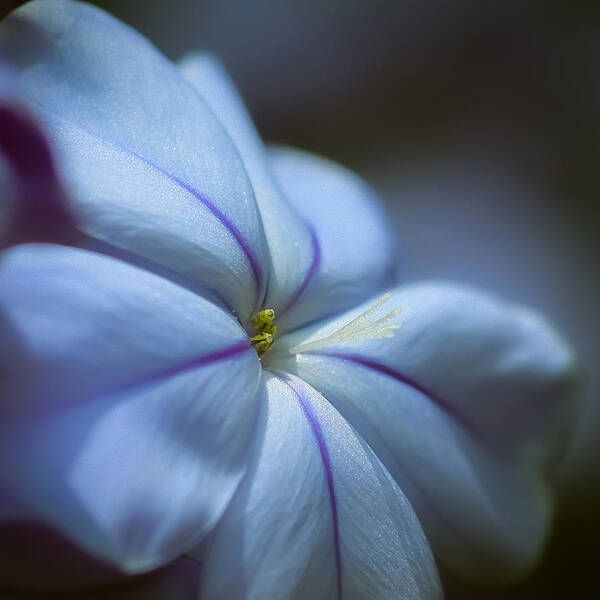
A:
[0,1,578,598]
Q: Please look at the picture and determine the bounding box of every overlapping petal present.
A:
[0,67,76,248]
[179,53,396,332]
[272,282,577,582]
[0,244,262,574]
[196,373,441,600]
[0,0,270,318]
[180,53,315,320]
[267,146,397,331]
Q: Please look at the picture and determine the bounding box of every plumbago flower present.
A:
[0,1,578,598]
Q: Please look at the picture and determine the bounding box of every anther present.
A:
[288,293,402,355]
[249,308,277,356]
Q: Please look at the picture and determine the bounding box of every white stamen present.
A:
[289,293,402,354]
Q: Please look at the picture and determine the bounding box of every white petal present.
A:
[179,54,397,331]
[179,53,316,319]
[0,244,261,572]
[268,146,397,332]
[0,1,269,317]
[195,373,441,600]
[273,282,577,582]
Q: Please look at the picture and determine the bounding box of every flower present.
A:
[0,1,578,598]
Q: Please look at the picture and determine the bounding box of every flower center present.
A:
[249,308,277,356]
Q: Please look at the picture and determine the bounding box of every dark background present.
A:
[3,1,599,598]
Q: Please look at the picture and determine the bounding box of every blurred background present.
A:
[3,0,599,597]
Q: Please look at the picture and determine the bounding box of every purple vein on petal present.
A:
[278,227,321,317]
[10,341,253,425]
[300,354,485,556]
[106,340,252,397]
[279,374,342,600]
[30,102,263,292]
[310,352,477,438]
[139,155,263,292]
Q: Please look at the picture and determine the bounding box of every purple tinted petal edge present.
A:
[110,340,252,397]
[0,102,77,247]
[278,373,342,600]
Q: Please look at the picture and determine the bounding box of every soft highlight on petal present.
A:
[273,282,577,582]
[179,53,317,318]
[0,244,262,575]
[268,146,397,332]
[195,373,441,600]
[0,0,269,317]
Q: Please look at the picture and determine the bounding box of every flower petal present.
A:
[267,146,397,331]
[179,54,396,330]
[0,244,261,574]
[273,283,578,582]
[179,53,317,320]
[0,0,269,318]
[195,373,441,600]
[0,68,76,248]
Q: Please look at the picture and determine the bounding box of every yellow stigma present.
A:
[250,308,277,355]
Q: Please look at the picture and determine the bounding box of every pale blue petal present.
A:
[0,245,261,573]
[195,373,441,600]
[179,53,316,319]
[268,146,397,331]
[179,54,396,331]
[273,283,577,582]
[0,1,269,318]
